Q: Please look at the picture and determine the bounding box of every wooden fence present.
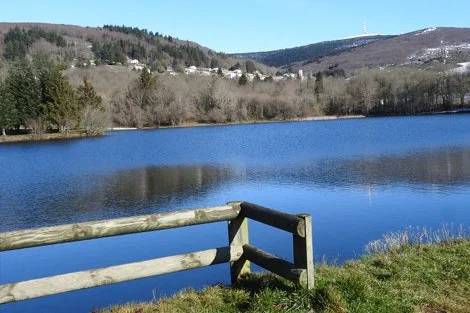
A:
[0,201,313,304]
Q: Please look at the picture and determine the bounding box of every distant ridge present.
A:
[231,35,395,67]
[294,27,470,72]
[232,27,470,73]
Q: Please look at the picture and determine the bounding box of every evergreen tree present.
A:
[314,71,324,97]
[45,65,80,132]
[0,81,17,135]
[229,62,241,71]
[264,75,274,83]
[217,67,224,77]
[4,59,41,128]
[238,73,248,86]
[32,53,55,109]
[138,68,153,89]
[210,58,219,69]
[77,78,107,136]
[76,78,104,110]
[137,68,158,116]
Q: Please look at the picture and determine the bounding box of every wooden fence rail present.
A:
[0,201,314,305]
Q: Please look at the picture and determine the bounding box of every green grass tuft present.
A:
[100,238,470,313]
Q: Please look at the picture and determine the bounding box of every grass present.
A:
[0,131,90,144]
[100,227,470,313]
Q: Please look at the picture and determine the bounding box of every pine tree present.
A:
[217,67,224,77]
[238,73,248,86]
[210,58,219,69]
[77,78,107,136]
[0,81,17,135]
[4,59,41,129]
[314,71,324,96]
[76,78,103,110]
[138,68,156,108]
[45,65,80,133]
[139,68,155,91]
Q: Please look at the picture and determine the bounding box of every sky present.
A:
[1,0,469,53]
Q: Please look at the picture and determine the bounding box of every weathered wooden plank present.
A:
[0,205,240,251]
[243,244,307,286]
[227,202,251,284]
[0,246,243,304]
[293,214,314,289]
[239,202,305,237]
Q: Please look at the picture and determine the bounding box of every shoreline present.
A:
[108,114,366,132]
[0,115,365,144]
[0,132,90,144]
[3,109,469,144]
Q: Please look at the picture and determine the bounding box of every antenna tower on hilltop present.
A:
[363,22,368,35]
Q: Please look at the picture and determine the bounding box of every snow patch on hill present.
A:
[342,33,382,40]
[407,43,470,64]
[415,27,437,36]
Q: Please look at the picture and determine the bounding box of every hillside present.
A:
[0,22,269,73]
[295,27,470,72]
[0,22,274,105]
[232,34,395,67]
[232,27,470,73]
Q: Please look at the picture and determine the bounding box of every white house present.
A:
[225,72,238,79]
[132,65,145,71]
[184,66,197,74]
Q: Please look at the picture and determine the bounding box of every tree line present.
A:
[3,27,67,61]
[2,55,469,136]
[3,26,210,71]
[318,68,470,116]
[111,67,470,128]
[0,56,105,136]
[91,35,208,69]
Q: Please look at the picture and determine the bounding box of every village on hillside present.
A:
[72,56,305,82]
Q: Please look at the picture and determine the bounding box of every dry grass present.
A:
[100,228,470,313]
[0,132,90,144]
[366,224,470,253]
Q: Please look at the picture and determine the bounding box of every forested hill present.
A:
[232,35,395,67]
[233,27,470,73]
[294,27,470,73]
[0,22,264,72]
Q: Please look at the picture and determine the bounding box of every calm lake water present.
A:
[1,115,470,313]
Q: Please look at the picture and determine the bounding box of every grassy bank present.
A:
[101,238,470,313]
[1,115,365,144]
[0,132,91,144]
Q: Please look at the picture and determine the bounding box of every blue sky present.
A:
[1,0,469,53]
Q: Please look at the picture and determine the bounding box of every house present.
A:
[184,66,197,74]
[132,65,145,71]
[225,72,238,79]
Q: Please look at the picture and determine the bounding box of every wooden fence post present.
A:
[227,202,250,284]
[293,214,314,289]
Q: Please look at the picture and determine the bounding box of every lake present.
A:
[1,115,470,313]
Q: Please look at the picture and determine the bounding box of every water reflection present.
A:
[2,146,470,232]
[0,165,237,231]
[269,146,470,189]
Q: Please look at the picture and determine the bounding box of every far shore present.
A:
[0,115,363,144]
[108,114,366,132]
[0,132,90,144]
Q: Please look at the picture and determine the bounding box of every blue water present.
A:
[1,115,470,313]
